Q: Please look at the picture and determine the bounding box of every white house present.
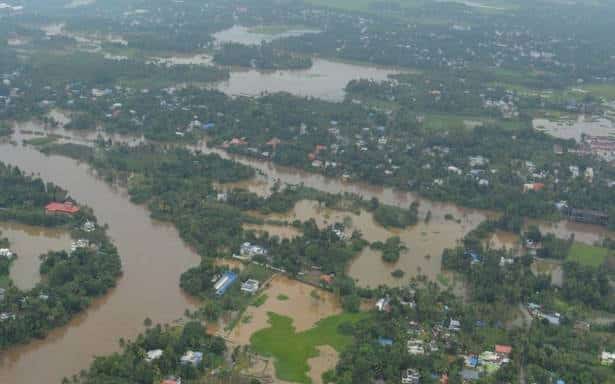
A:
[146,349,163,362]
[241,279,260,294]
[180,351,203,366]
[401,368,420,384]
[0,248,13,258]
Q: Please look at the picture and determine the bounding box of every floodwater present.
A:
[213,25,320,46]
[260,200,484,287]
[0,222,71,290]
[308,346,339,384]
[212,58,404,102]
[0,142,200,383]
[533,115,615,142]
[228,275,341,345]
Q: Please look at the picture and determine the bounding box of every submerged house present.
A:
[45,201,80,215]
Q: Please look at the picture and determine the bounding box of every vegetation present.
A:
[250,312,368,383]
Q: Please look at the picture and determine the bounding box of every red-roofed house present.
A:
[495,344,512,355]
[45,202,80,215]
[523,183,545,193]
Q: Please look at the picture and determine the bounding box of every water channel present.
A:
[0,141,200,384]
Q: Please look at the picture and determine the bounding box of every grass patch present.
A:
[252,294,268,307]
[0,274,10,288]
[582,84,615,100]
[437,273,450,287]
[277,294,289,301]
[251,312,368,383]
[567,243,610,268]
[23,135,60,146]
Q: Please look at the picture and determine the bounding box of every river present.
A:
[0,142,200,384]
[1,123,613,382]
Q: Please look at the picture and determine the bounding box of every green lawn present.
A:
[567,243,610,268]
[250,312,368,383]
[581,84,615,100]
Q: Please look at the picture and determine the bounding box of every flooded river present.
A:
[0,142,200,384]
[212,58,403,102]
[1,122,613,381]
[0,222,71,290]
[533,115,615,141]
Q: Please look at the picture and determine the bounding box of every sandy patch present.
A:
[308,345,339,384]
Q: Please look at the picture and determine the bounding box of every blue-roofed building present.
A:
[465,355,479,368]
[556,380,565,384]
[214,272,237,296]
[201,123,215,130]
[378,337,393,346]
[464,251,481,264]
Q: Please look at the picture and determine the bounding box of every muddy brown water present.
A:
[1,126,613,382]
[0,222,71,290]
[0,142,200,384]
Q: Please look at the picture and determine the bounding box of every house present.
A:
[319,273,334,285]
[234,242,267,261]
[465,355,479,368]
[45,202,80,215]
[376,297,391,312]
[523,183,545,193]
[447,166,462,175]
[82,221,96,232]
[266,137,281,148]
[465,251,481,265]
[0,312,16,321]
[495,345,512,356]
[146,349,163,362]
[401,368,420,384]
[180,350,203,366]
[601,351,615,366]
[214,272,237,296]
[568,208,609,226]
[240,279,260,294]
[407,339,424,355]
[161,376,182,384]
[0,248,13,258]
[71,239,89,252]
[448,319,461,332]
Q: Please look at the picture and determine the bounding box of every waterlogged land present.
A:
[0,222,71,290]
[0,142,200,384]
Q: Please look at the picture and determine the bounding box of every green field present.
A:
[250,312,368,383]
[581,84,615,100]
[567,243,610,268]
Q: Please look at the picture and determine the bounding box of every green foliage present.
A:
[250,312,368,383]
[371,237,406,263]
